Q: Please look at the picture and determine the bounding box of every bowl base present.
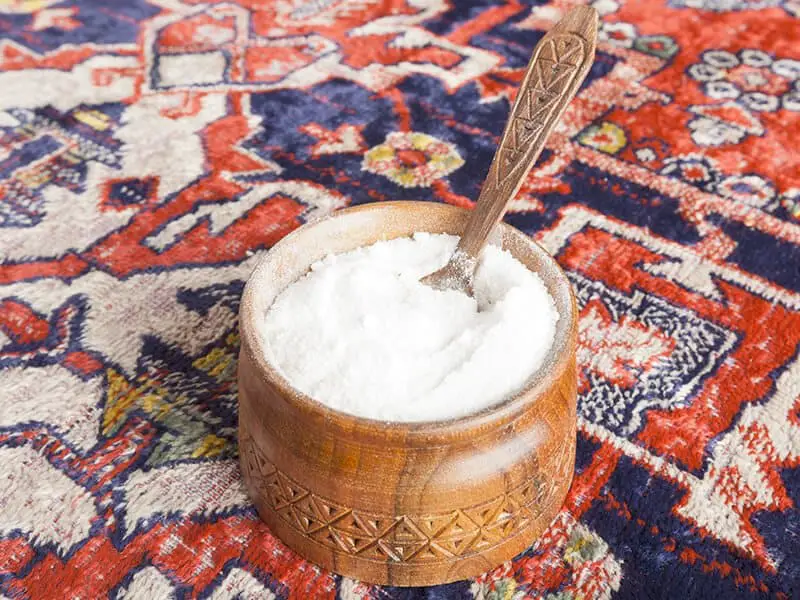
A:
[239,417,575,587]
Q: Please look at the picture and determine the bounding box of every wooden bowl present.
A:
[237,201,577,586]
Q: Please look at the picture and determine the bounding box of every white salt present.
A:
[257,233,559,422]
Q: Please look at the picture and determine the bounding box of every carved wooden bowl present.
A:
[237,201,577,587]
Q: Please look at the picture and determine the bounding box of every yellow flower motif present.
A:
[578,121,628,154]
[409,132,433,150]
[362,131,465,188]
[367,144,395,162]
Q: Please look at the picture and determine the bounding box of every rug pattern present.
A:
[0,0,799,598]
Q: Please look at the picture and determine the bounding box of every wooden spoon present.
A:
[421,6,598,294]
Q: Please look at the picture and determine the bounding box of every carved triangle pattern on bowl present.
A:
[240,432,561,563]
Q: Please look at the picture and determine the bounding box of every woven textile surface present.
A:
[1,0,799,598]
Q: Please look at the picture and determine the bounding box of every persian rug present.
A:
[1,0,799,598]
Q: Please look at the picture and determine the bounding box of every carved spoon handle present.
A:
[461,6,597,257]
[421,6,597,294]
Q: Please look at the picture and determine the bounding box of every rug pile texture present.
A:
[1,0,799,598]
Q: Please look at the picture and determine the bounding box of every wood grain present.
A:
[237,201,578,586]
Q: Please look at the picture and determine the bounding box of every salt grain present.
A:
[257,233,559,422]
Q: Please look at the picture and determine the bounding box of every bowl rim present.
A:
[239,200,577,441]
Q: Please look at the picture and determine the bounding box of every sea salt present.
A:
[257,233,559,422]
